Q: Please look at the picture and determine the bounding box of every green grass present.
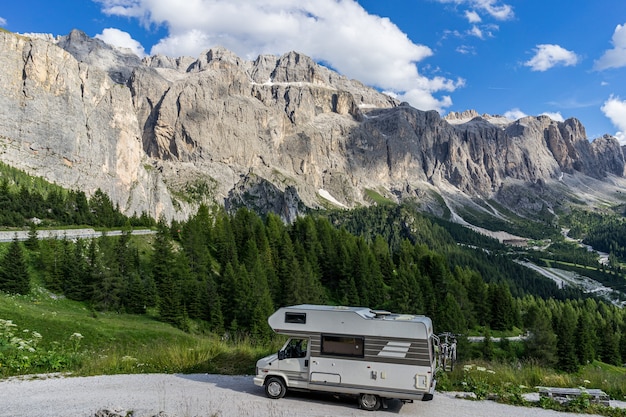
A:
[363,188,395,206]
[0,288,277,378]
[439,360,626,415]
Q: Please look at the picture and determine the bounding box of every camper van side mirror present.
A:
[278,350,285,360]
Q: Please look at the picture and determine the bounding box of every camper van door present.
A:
[278,338,310,388]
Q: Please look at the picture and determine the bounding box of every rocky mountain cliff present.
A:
[1,29,625,226]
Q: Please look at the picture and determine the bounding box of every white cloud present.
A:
[465,10,481,23]
[540,111,564,122]
[95,27,146,57]
[601,95,626,145]
[95,0,463,112]
[594,23,626,70]
[469,25,483,39]
[0,17,7,26]
[504,108,527,120]
[456,45,476,55]
[524,44,579,72]
[435,0,513,20]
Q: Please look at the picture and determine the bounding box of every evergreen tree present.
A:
[63,238,89,301]
[24,222,39,251]
[524,305,557,366]
[481,327,494,361]
[205,273,225,334]
[124,272,147,314]
[555,304,579,372]
[438,293,466,334]
[220,262,239,328]
[90,189,117,227]
[39,238,64,293]
[575,311,596,365]
[151,219,183,326]
[488,283,515,331]
[598,321,621,365]
[278,236,307,305]
[0,236,31,294]
[465,270,489,327]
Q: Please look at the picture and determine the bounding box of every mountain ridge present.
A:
[1,29,625,227]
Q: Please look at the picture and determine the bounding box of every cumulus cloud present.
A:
[95,0,463,112]
[524,44,579,71]
[601,95,626,145]
[594,23,626,70]
[95,27,146,57]
[469,25,483,39]
[465,10,481,23]
[435,0,513,20]
[504,108,527,120]
[540,111,564,122]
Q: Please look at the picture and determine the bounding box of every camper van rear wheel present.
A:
[358,393,381,411]
[265,376,287,399]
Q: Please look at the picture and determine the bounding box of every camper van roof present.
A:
[288,304,374,315]
[268,305,433,338]
[285,304,427,321]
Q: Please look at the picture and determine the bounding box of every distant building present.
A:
[503,238,527,247]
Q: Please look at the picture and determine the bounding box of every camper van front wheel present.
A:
[358,393,381,411]
[265,376,287,399]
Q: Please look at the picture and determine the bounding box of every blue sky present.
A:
[2,1,626,143]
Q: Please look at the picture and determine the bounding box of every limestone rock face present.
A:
[0,30,624,223]
[0,30,177,220]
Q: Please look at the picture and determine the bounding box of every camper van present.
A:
[253,304,438,410]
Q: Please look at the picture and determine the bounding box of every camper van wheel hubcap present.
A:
[268,382,281,396]
[359,394,380,410]
[265,377,286,399]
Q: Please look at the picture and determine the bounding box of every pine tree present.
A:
[481,327,494,361]
[488,283,515,331]
[438,293,466,334]
[555,304,579,373]
[24,222,39,251]
[124,272,147,314]
[466,270,489,326]
[599,321,621,365]
[151,219,183,326]
[39,238,64,293]
[575,311,596,364]
[63,238,89,301]
[524,305,557,366]
[0,235,31,294]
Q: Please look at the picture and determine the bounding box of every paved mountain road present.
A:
[0,228,155,242]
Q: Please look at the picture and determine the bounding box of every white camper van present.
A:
[253,304,438,410]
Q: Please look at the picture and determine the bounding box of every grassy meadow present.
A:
[0,287,278,378]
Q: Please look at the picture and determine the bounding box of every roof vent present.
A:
[371,309,391,318]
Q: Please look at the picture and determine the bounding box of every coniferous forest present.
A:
[1,163,626,375]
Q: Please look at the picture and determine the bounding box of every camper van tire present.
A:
[422,393,434,401]
[358,393,381,411]
[264,376,287,399]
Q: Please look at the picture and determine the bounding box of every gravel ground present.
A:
[0,373,611,417]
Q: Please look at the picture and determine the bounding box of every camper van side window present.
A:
[285,312,306,324]
[321,335,364,358]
